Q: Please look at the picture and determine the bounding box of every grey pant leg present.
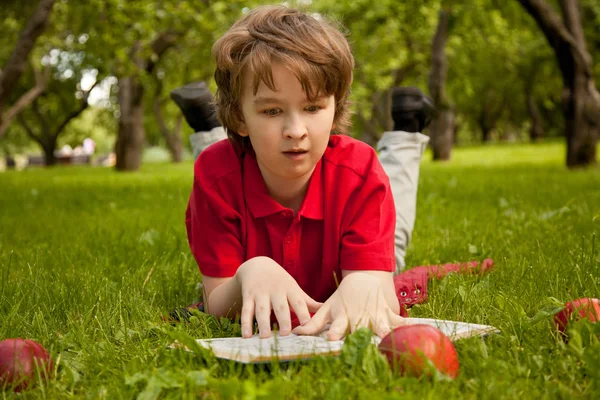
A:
[189,127,227,159]
[377,131,429,273]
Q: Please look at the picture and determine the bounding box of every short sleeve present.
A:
[339,161,396,272]
[185,175,245,278]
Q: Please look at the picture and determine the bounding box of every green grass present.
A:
[0,140,599,399]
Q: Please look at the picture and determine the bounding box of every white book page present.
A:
[402,317,500,340]
[187,318,499,364]
[195,334,346,363]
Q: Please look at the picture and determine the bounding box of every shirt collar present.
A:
[243,151,324,220]
[297,158,324,220]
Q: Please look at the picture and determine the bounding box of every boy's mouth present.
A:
[282,149,308,159]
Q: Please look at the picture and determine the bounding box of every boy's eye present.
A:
[305,105,323,113]
[263,108,281,116]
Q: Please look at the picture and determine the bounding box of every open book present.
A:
[174,318,499,364]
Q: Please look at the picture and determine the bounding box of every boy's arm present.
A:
[341,270,400,314]
[202,276,243,318]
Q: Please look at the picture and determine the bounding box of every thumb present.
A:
[292,305,329,336]
[374,314,407,339]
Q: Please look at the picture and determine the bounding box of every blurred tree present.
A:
[75,0,265,171]
[114,30,179,171]
[428,6,454,160]
[153,71,185,163]
[2,0,117,164]
[517,0,600,167]
[142,1,252,163]
[439,0,566,145]
[581,0,600,82]
[15,56,99,166]
[0,0,56,139]
[309,0,439,146]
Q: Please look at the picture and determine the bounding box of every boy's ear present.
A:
[237,121,249,137]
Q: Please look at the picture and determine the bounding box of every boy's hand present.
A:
[235,256,322,338]
[292,272,405,340]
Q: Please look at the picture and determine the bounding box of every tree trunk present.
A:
[479,108,495,142]
[18,107,57,166]
[165,115,183,163]
[526,93,545,141]
[0,0,55,139]
[354,60,417,147]
[517,0,600,167]
[167,134,183,163]
[452,120,460,144]
[0,0,55,107]
[355,110,379,146]
[361,90,394,146]
[115,77,145,171]
[43,139,57,166]
[114,33,179,171]
[482,129,492,142]
[430,110,455,159]
[155,101,183,163]
[154,80,184,163]
[428,8,454,161]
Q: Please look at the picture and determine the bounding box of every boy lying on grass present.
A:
[186,5,402,341]
[185,5,490,341]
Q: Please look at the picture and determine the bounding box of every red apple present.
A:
[378,324,459,378]
[554,298,600,338]
[0,339,53,391]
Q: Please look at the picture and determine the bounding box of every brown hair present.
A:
[212,5,354,149]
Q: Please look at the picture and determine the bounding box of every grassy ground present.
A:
[0,141,599,399]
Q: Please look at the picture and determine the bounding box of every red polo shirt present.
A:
[185,134,396,303]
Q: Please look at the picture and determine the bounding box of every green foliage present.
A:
[448,1,553,141]
[2,0,599,157]
[1,142,599,397]
[60,107,116,153]
[0,2,39,61]
[341,329,391,385]
[308,0,439,137]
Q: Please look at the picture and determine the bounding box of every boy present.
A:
[186,5,405,341]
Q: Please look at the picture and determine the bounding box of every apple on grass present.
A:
[378,324,460,379]
[0,339,53,392]
[553,298,600,338]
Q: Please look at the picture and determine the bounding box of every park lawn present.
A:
[0,140,599,399]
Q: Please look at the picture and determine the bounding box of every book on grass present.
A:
[172,317,499,364]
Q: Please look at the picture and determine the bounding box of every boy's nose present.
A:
[283,115,308,139]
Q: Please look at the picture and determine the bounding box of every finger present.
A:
[349,316,369,332]
[303,294,324,313]
[390,314,407,328]
[327,315,349,341]
[271,294,292,336]
[288,292,311,326]
[292,305,330,335]
[373,320,393,339]
[375,314,406,339]
[240,297,255,338]
[254,297,272,338]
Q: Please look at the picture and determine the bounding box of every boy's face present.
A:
[238,62,335,191]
